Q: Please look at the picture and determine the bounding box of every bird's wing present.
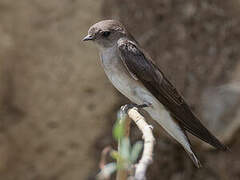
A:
[117,38,227,151]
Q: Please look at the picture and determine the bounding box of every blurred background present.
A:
[0,0,240,179]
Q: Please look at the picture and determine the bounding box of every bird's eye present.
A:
[102,31,111,37]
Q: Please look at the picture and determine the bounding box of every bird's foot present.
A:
[120,102,151,113]
[137,102,152,109]
[120,103,137,113]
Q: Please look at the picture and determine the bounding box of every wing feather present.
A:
[117,38,227,151]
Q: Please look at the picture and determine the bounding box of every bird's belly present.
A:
[101,56,159,106]
[100,51,193,155]
[109,71,143,104]
[103,58,180,131]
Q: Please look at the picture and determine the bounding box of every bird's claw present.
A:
[120,102,151,113]
[120,103,138,113]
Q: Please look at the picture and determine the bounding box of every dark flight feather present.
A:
[117,38,228,151]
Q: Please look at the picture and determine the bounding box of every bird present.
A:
[83,19,228,167]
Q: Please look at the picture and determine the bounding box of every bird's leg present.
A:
[137,102,152,109]
[120,103,137,113]
[121,102,152,113]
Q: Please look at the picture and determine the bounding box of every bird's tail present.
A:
[145,106,202,168]
[184,147,202,168]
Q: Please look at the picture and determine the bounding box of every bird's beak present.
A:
[82,34,94,41]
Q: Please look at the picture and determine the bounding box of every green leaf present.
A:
[110,150,120,160]
[130,141,143,163]
[111,150,125,169]
[113,120,124,140]
[113,111,127,140]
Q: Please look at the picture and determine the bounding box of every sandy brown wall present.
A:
[0,0,121,179]
[1,0,240,180]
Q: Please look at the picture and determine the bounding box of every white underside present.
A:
[100,46,198,161]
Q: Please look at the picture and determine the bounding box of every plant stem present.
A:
[116,111,131,180]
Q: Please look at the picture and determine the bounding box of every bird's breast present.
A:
[100,50,135,93]
[100,49,154,106]
[100,48,168,115]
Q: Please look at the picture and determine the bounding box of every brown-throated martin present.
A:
[83,20,228,167]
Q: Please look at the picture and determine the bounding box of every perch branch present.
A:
[127,106,155,180]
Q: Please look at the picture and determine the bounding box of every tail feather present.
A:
[184,148,202,168]
[184,126,229,151]
[145,106,201,168]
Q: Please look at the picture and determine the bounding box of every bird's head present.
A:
[83,20,128,49]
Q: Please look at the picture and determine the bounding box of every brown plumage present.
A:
[83,20,228,168]
[118,39,228,151]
